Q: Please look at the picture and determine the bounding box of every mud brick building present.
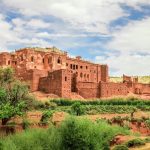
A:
[0,47,150,99]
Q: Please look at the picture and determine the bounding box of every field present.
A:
[110,76,150,84]
[0,68,150,150]
[1,97,150,150]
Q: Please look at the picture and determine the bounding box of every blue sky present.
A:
[0,0,150,76]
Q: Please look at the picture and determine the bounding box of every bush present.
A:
[71,102,85,116]
[22,119,30,130]
[45,102,57,109]
[113,145,129,150]
[0,116,130,150]
[126,138,145,147]
[40,110,54,125]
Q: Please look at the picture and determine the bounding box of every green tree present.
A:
[71,102,85,116]
[0,67,30,125]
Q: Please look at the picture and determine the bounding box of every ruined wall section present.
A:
[0,52,12,66]
[77,82,100,98]
[134,83,150,94]
[99,82,128,98]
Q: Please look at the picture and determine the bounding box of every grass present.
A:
[0,116,130,150]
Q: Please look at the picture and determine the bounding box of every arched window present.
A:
[57,57,61,64]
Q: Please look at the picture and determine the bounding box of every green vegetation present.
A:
[51,98,150,115]
[113,145,129,150]
[40,110,54,125]
[125,138,145,147]
[0,116,130,150]
[71,102,85,116]
[0,67,31,125]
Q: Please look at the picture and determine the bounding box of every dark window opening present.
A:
[21,56,23,61]
[48,57,52,64]
[76,65,78,69]
[8,60,10,65]
[66,63,68,66]
[80,66,83,69]
[70,64,72,69]
[86,66,88,69]
[57,57,61,64]
[65,76,67,81]
[43,58,45,63]
[80,73,83,78]
[73,64,76,70]
[31,56,34,62]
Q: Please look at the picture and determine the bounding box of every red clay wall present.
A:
[100,82,128,98]
[134,83,150,94]
[39,69,71,97]
[77,82,100,98]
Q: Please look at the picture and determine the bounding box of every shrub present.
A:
[0,116,130,150]
[71,102,85,116]
[40,110,54,125]
[59,117,109,150]
[126,138,145,147]
[45,102,57,109]
[22,119,30,130]
[113,145,129,150]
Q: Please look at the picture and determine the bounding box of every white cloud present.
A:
[2,0,150,34]
[95,53,150,76]
[0,15,52,50]
[107,17,150,54]
[0,0,150,75]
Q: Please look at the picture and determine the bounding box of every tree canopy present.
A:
[0,67,30,125]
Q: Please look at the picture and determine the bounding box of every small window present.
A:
[80,73,83,78]
[86,66,88,69]
[65,76,67,81]
[70,64,72,69]
[43,58,45,63]
[21,56,23,61]
[73,64,75,70]
[8,60,10,65]
[31,56,34,62]
[66,63,68,66]
[57,57,61,64]
[48,57,52,64]
[80,66,83,69]
[76,65,78,69]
